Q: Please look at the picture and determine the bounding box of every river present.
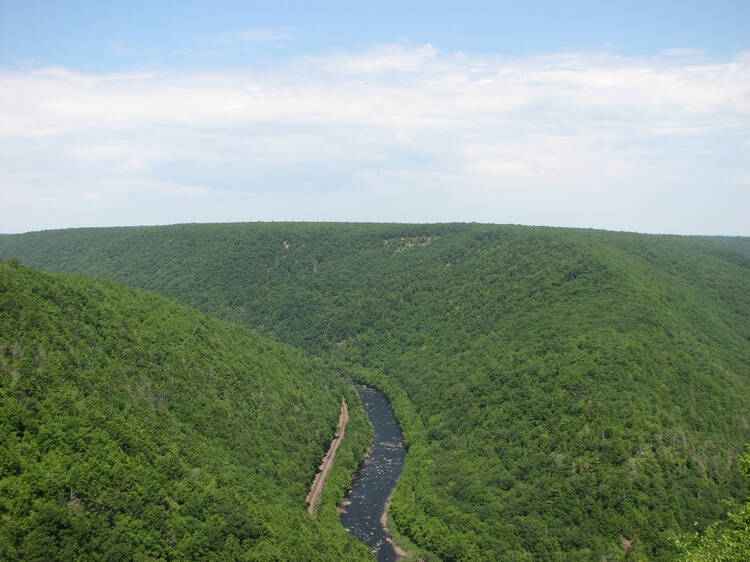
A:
[340,384,407,561]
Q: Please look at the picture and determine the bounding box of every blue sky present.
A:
[1,1,749,234]
[3,1,749,67]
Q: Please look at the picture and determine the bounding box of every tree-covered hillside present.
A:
[705,235,750,258]
[2,223,749,560]
[0,258,372,560]
[675,445,750,560]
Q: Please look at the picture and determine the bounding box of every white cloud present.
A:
[660,48,705,57]
[233,28,293,42]
[107,42,135,57]
[1,46,749,234]
[311,43,441,74]
[203,28,293,47]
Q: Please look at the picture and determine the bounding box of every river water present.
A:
[341,384,407,561]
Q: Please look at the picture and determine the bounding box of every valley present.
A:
[0,259,372,560]
[2,223,749,560]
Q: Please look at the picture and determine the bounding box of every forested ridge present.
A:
[2,223,749,560]
[0,259,372,560]
[706,235,750,258]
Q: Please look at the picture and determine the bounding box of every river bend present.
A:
[340,384,406,561]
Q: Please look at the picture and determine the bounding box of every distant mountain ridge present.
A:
[2,222,749,559]
[704,235,750,257]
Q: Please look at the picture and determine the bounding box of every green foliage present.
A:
[0,259,372,560]
[315,381,372,529]
[706,236,750,258]
[2,223,750,559]
[674,447,750,560]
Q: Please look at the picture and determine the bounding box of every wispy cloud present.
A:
[107,42,136,57]
[233,28,293,42]
[1,45,748,234]
[660,48,705,57]
[205,27,293,47]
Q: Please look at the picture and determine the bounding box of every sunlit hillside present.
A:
[0,258,371,560]
[2,223,749,559]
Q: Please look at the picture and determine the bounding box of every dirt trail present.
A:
[306,399,348,516]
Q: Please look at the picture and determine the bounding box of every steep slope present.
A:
[2,223,749,559]
[676,446,750,561]
[0,259,371,560]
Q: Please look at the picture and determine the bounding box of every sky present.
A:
[1,1,749,235]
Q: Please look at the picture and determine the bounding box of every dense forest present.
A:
[674,445,749,560]
[706,236,750,258]
[0,259,372,560]
[2,223,749,559]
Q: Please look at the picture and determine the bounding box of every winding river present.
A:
[340,384,407,561]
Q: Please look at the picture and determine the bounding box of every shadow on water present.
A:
[341,384,407,561]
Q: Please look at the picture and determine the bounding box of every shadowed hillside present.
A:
[2,223,749,559]
[0,258,371,560]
